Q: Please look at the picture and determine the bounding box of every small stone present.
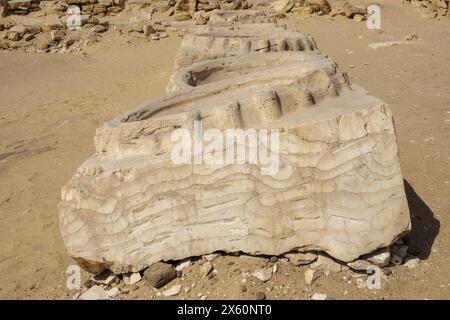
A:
[404,258,419,269]
[143,24,155,36]
[143,262,177,289]
[310,254,342,273]
[311,293,327,300]
[240,285,247,292]
[175,259,191,271]
[304,269,318,285]
[365,248,390,267]
[285,252,317,266]
[252,268,272,282]
[201,262,213,277]
[78,285,110,300]
[201,295,207,300]
[151,35,159,41]
[347,259,374,271]
[269,256,278,263]
[159,32,169,39]
[163,284,182,296]
[123,272,142,285]
[255,291,266,300]
[106,287,120,298]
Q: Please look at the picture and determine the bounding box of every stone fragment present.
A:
[194,14,208,25]
[200,262,213,277]
[311,254,343,273]
[175,12,191,21]
[143,262,177,288]
[285,252,318,266]
[175,259,191,271]
[311,293,327,300]
[404,258,419,269]
[78,285,111,300]
[163,284,182,296]
[123,272,142,285]
[347,259,374,271]
[270,0,294,13]
[143,24,156,36]
[342,0,366,18]
[92,272,116,285]
[304,269,318,285]
[252,268,272,282]
[255,292,266,300]
[365,248,390,267]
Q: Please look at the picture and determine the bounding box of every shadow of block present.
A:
[403,180,440,259]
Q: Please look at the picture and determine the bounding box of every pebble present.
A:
[240,285,247,292]
[255,292,266,300]
[366,248,390,267]
[252,268,272,282]
[310,254,343,273]
[204,253,220,262]
[163,284,182,297]
[123,272,142,285]
[311,293,327,300]
[404,258,420,269]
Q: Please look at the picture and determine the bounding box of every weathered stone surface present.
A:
[175,23,318,69]
[59,22,411,274]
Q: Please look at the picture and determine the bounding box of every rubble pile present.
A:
[402,0,449,18]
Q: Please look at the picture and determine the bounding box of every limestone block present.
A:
[59,42,410,273]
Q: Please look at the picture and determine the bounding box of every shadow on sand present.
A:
[403,180,440,260]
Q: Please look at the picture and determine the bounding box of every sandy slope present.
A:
[0,0,449,299]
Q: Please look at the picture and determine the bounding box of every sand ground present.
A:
[0,0,449,299]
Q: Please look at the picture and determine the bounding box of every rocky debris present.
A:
[404,257,420,269]
[200,261,213,277]
[271,0,332,15]
[284,252,318,266]
[311,293,328,300]
[123,272,142,285]
[304,269,318,285]
[175,259,191,271]
[310,254,344,273]
[143,262,177,289]
[365,248,390,267]
[162,284,182,296]
[78,285,120,300]
[402,0,449,18]
[252,268,273,282]
[347,259,374,271]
